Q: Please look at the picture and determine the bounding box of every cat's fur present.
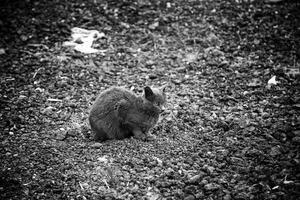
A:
[89,86,166,141]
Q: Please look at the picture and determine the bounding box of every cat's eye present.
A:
[154,102,161,107]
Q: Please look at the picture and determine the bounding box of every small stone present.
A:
[146,133,156,141]
[149,22,159,30]
[20,35,28,41]
[19,95,27,99]
[230,157,244,165]
[206,166,215,174]
[184,185,196,193]
[148,74,157,79]
[176,66,186,72]
[204,183,220,191]
[5,152,12,156]
[165,167,174,175]
[248,78,262,87]
[55,130,67,140]
[154,156,163,166]
[145,191,160,200]
[172,79,183,85]
[189,174,203,184]
[203,165,215,174]
[223,194,231,200]
[199,179,208,186]
[91,142,103,148]
[292,136,300,144]
[184,195,195,200]
[218,61,229,68]
[234,192,250,200]
[0,48,5,55]
[270,146,281,156]
[293,130,300,137]
[146,60,155,66]
[195,192,204,198]
[41,106,55,114]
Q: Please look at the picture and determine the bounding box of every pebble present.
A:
[293,130,300,136]
[148,74,157,79]
[199,179,208,186]
[218,61,229,68]
[223,194,231,200]
[91,142,103,148]
[184,185,196,193]
[56,130,67,141]
[204,183,221,191]
[203,165,215,174]
[292,136,300,144]
[195,191,204,198]
[184,195,195,200]
[270,146,281,156]
[189,174,203,184]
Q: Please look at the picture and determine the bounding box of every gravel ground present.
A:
[0,0,299,199]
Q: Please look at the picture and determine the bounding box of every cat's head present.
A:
[143,85,166,108]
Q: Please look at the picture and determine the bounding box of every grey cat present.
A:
[89,86,166,141]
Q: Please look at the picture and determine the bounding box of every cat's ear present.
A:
[144,86,155,101]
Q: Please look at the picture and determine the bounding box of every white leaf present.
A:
[74,44,100,54]
[272,185,279,190]
[267,76,279,85]
[63,27,105,54]
[47,98,62,102]
[283,180,294,184]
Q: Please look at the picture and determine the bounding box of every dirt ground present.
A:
[0,0,299,199]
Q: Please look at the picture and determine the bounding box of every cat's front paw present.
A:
[134,133,147,141]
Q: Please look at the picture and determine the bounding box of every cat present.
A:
[89,86,166,141]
